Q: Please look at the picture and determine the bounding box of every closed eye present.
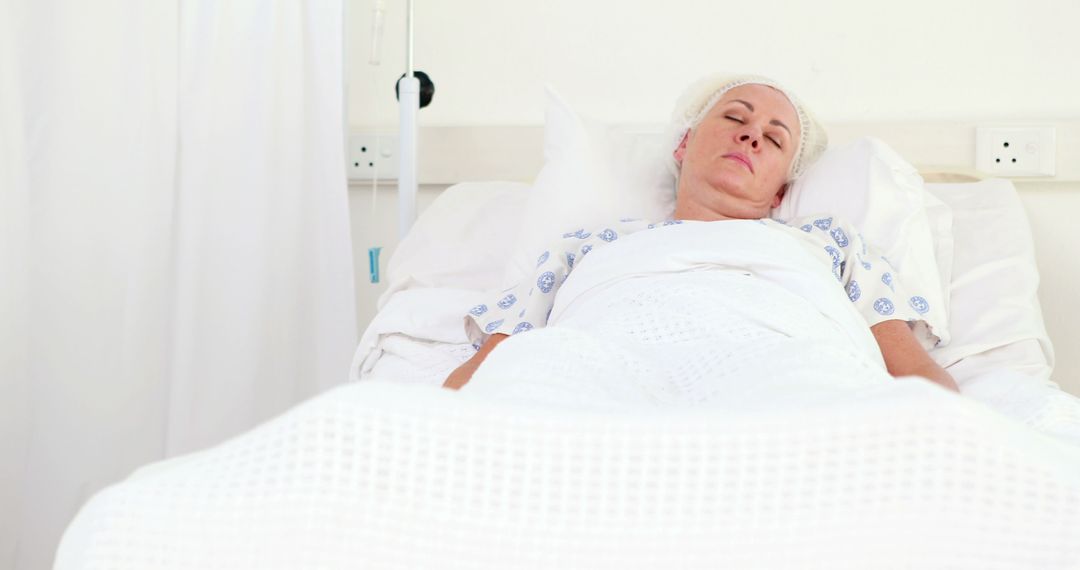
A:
[767,136,782,149]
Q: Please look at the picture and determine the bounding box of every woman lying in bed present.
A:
[444,75,959,398]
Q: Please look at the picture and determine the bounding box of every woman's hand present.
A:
[442,333,509,390]
[443,358,481,390]
[871,320,959,392]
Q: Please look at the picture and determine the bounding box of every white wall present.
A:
[348,0,1080,126]
[345,0,1080,391]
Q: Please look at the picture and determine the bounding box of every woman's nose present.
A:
[738,132,760,149]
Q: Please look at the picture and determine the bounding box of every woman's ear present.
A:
[673,131,690,167]
[771,184,788,208]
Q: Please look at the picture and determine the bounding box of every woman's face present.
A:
[673,84,801,221]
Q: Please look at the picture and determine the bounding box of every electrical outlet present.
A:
[348,133,398,180]
[975,127,1056,177]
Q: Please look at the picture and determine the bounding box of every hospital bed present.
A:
[55,142,1080,567]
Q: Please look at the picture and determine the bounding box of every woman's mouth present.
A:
[723,153,754,173]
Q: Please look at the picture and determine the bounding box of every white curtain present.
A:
[0,1,357,568]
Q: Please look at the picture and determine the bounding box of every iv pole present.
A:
[397,0,418,240]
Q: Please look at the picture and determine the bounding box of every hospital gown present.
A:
[466,215,935,349]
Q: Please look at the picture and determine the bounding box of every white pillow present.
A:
[772,137,953,346]
[924,179,1053,376]
[503,86,675,286]
[381,181,529,310]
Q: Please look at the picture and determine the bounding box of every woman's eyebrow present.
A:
[770,119,792,138]
[731,99,755,112]
[729,99,792,138]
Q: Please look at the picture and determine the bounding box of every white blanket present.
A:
[57,379,1080,569]
[58,223,1080,568]
[465,221,895,410]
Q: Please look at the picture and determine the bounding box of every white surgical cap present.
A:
[667,73,828,183]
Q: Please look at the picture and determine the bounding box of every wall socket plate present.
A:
[975,127,1056,177]
[348,133,398,180]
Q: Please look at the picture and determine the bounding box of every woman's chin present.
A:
[704,172,751,197]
